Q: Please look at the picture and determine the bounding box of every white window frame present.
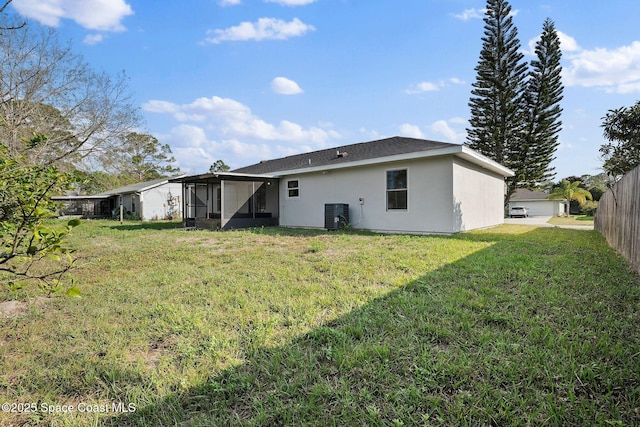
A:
[286,179,300,199]
[386,168,408,211]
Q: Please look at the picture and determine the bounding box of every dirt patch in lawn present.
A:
[0,297,50,319]
[0,300,28,318]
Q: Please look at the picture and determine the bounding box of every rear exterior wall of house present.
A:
[278,156,507,234]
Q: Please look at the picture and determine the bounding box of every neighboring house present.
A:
[508,188,565,216]
[52,176,185,221]
[174,137,514,234]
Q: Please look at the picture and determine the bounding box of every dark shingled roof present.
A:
[93,175,185,196]
[510,188,563,201]
[232,136,459,175]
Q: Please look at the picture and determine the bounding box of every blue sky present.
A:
[9,0,640,179]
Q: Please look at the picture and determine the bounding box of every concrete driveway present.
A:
[504,215,593,230]
[504,215,553,226]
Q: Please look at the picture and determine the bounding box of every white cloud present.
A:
[160,124,333,173]
[12,0,133,31]
[615,82,640,94]
[557,31,580,52]
[158,125,278,172]
[430,118,467,144]
[204,17,315,44]
[563,40,640,93]
[265,0,316,5]
[143,95,339,144]
[83,34,104,45]
[271,77,303,95]
[406,78,464,94]
[452,8,486,21]
[525,30,580,55]
[397,119,467,144]
[406,82,440,94]
[219,0,241,5]
[448,117,468,125]
[523,31,640,94]
[359,128,381,140]
[453,7,517,21]
[398,123,424,139]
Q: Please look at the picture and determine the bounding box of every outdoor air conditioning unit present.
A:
[325,203,349,230]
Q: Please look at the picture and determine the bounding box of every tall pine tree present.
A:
[466,0,528,204]
[467,1,564,204]
[521,18,564,189]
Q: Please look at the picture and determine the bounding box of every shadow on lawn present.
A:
[104,221,184,231]
[103,227,640,426]
[246,225,384,237]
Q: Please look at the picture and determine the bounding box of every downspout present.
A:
[136,191,143,220]
[220,179,226,228]
[119,194,123,224]
[181,182,186,226]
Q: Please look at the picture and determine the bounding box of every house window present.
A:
[386,169,407,210]
[287,180,299,198]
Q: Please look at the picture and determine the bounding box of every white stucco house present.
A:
[173,137,514,234]
[53,176,184,221]
[508,188,566,217]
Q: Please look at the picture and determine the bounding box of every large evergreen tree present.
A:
[467,1,564,204]
[466,0,528,195]
[521,18,564,188]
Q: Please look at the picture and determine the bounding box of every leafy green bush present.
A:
[580,200,598,216]
[0,138,80,296]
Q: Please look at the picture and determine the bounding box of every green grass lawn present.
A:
[547,215,595,226]
[1,221,639,426]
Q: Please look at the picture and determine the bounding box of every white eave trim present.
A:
[171,172,276,181]
[511,198,566,202]
[270,145,514,178]
[457,145,515,177]
[212,172,276,179]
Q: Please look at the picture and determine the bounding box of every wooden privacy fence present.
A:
[595,166,640,275]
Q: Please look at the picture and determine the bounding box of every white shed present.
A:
[52,176,185,221]
[508,188,566,217]
[112,177,185,221]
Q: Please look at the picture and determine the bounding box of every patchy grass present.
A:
[547,215,595,226]
[0,221,638,426]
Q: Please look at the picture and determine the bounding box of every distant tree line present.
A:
[0,0,179,294]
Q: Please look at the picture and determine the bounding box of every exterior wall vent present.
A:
[324,203,349,230]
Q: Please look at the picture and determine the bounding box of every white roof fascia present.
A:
[134,180,171,194]
[108,175,187,196]
[51,195,110,200]
[212,172,276,179]
[270,145,515,178]
[513,197,565,202]
[457,146,515,177]
[175,172,276,181]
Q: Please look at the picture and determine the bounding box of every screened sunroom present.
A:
[171,172,279,230]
